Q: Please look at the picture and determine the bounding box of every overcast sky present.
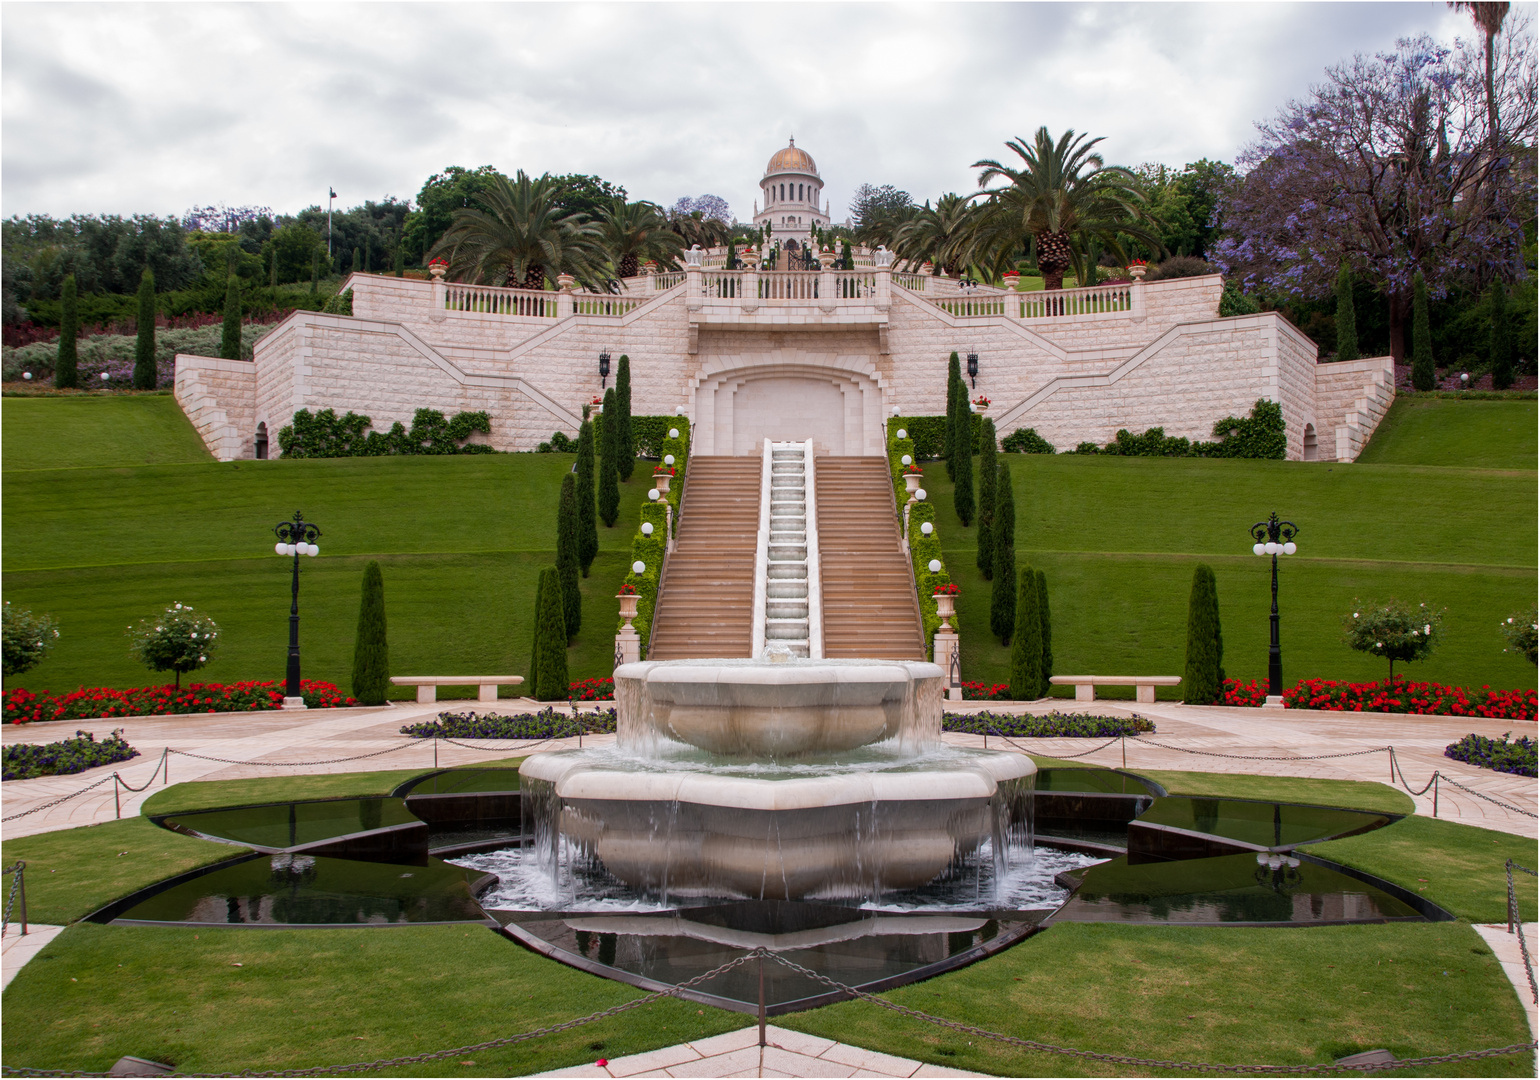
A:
[0,1,1506,224]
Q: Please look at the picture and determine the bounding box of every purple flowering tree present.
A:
[1212,27,1536,358]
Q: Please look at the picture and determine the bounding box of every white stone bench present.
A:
[1050,675,1181,704]
[390,676,524,704]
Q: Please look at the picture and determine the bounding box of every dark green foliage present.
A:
[536,432,576,453]
[1335,263,1359,362]
[1183,564,1224,704]
[556,473,582,641]
[277,408,492,457]
[219,271,242,360]
[944,352,963,476]
[1219,283,1261,317]
[598,388,620,527]
[953,405,975,527]
[989,462,1016,644]
[309,253,318,296]
[1001,427,1055,454]
[1036,568,1052,690]
[1489,280,1514,390]
[1077,400,1286,459]
[320,288,353,315]
[133,268,156,389]
[575,419,598,576]
[352,246,362,275]
[55,274,78,389]
[889,414,982,459]
[1411,272,1435,392]
[526,570,546,688]
[615,355,635,481]
[350,561,389,705]
[393,247,404,277]
[531,566,568,700]
[1010,567,1043,700]
[976,418,997,577]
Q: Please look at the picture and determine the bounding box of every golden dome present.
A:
[765,139,818,177]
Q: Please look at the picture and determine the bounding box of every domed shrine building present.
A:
[174,140,1392,463]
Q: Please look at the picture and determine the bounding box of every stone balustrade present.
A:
[443,281,560,318]
[1018,281,1136,320]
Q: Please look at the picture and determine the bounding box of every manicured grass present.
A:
[140,768,444,818]
[1133,768,1415,815]
[1304,815,1539,923]
[0,817,243,925]
[2,395,212,470]
[0,923,750,1077]
[781,921,1531,1077]
[1357,397,1538,470]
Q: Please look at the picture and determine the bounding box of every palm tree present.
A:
[892,194,976,275]
[668,210,729,252]
[595,199,684,278]
[853,203,919,252]
[971,128,1157,290]
[431,171,606,290]
[1449,2,1510,150]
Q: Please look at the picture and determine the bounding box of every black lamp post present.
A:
[1249,512,1298,699]
[599,352,611,389]
[273,511,321,703]
[966,352,979,389]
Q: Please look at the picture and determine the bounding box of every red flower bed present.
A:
[568,678,615,702]
[961,681,1012,701]
[1218,677,1536,721]
[5,680,356,724]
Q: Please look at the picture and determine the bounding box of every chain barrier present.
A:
[1135,738,1394,763]
[1508,861,1538,1004]
[0,774,114,822]
[112,749,170,794]
[1387,747,1438,798]
[1,861,24,938]
[986,727,1123,761]
[1436,771,1537,819]
[166,741,423,769]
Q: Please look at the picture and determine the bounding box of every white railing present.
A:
[654,272,685,290]
[802,439,824,660]
[443,282,558,317]
[572,295,643,317]
[750,438,773,660]
[700,271,745,298]
[893,272,927,292]
[830,271,877,299]
[932,294,1008,318]
[1020,282,1134,319]
[758,272,819,301]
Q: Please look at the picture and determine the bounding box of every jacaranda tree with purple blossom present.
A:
[1212,27,1537,359]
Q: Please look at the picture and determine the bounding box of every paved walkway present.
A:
[0,923,65,991]
[1472,923,1540,1039]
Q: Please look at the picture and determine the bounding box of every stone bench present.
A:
[1050,675,1181,704]
[390,676,524,704]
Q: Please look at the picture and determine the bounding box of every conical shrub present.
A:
[350,561,389,705]
[532,566,568,700]
[526,570,547,688]
[615,354,635,481]
[945,351,962,477]
[990,461,1016,644]
[557,473,582,641]
[976,418,997,577]
[953,391,975,527]
[576,419,598,574]
[56,274,78,389]
[1010,567,1043,700]
[598,388,620,527]
[133,268,157,389]
[1183,563,1224,704]
[1036,568,1053,692]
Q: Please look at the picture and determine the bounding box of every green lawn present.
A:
[1134,769,1414,815]
[139,768,449,818]
[1357,397,1538,470]
[2,395,212,470]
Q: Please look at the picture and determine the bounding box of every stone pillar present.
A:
[429,264,447,323]
[615,626,641,667]
[934,629,962,701]
[557,273,578,319]
[741,267,759,313]
[818,264,836,313]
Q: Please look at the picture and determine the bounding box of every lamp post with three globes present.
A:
[1249,512,1298,703]
[273,511,321,708]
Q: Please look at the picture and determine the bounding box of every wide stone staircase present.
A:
[813,457,927,660]
[647,457,762,660]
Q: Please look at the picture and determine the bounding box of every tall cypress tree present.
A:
[393,246,405,277]
[944,352,963,478]
[990,461,1016,644]
[598,388,620,527]
[55,274,78,390]
[953,396,975,526]
[220,267,243,360]
[526,570,547,689]
[1036,568,1053,692]
[556,473,582,640]
[353,246,363,275]
[351,561,389,705]
[1183,563,1224,704]
[976,418,997,577]
[615,354,635,481]
[532,566,569,700]
[1010,567,1043,700]
[575,418,598,575]
[133,268,157,389]
[1334,263,1358,363]
[1489,279,1514,390]
[1410,271,1435,391]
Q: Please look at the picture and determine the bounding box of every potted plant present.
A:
[1127,259,1148,281]
[617,583,639,626]
[1002,271,1021,290]
[903,462,924,495]
[653,464,675,493]
[933,582,959,629]
[971,395,991,414]
[590,395,604,415]
[428,258,448,280]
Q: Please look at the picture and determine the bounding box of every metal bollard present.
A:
[757,952,767,1047]
[18,862,26,936]
[113,774,121,819]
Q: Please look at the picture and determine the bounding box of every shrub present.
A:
[526,571,547,689]
[1217,677,1536,722]
[576,419,598,575]
[127,602,219,690]
[888,414,983,460]
[1444,733,1536,777]
[945,352,963,476]
[990,461,1016,644]
[1335,263,1358,363]
[1081,400,1286,460]
[1411,272,1435,392]
[321,288,354,315]
[952,392,975,528]
[1010,567,1043,699]
[537,431,576,453]
[614,354,635,481]
[1147,256,1215,280]
[598,387,620,527]
[976,418,997,577]
[960,681,1011,701]
[908,501,949,656]
[1489,280,1515,391]
[1219,283,1261,317]
[401,707,618,740]
[2,729,138,780]
[1036,568,1053,691]
[531,566,568,700]
[56,274,78,389]
[1001,427,1055,454]
[1183,564,1224,704]
[569,677,614,701]
[3,680,356,723]
[620,505,667,654]
[1501,608,1537,664]
[220,271,242,360]
[351,561,389,706]
[277,407,491,457]
[3,603,59,681]
[556,473,582,640]
[133,268,156,389]
[1342,598,1445,681]
[1221,678,1268,707]
[942,711,1155,737]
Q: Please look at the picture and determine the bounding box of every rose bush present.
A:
[5,680,356,724]
[1219,677,1536,722]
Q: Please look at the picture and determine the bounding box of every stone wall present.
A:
[174,355,257,461]
[1314,356,1396,462]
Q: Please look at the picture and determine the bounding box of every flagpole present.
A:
[327,188,335,260]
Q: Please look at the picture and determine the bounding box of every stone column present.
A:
[429,264,447,323]
[615,594,642,667]
[934,629,962,701]
[557,273,578,319]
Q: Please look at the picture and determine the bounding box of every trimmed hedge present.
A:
[1001,427,1055,454]
[615,417,690,657]
[890,414,984,460]
[889,419,951,660]
[278,407,492,457]
[1071,400,1286,459]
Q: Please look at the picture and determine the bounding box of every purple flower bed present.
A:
[942,711,1155,737]
[1443,733,1537,777]
[2,728,139,781]
[401,707,617,740]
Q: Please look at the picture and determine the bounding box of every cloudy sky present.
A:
[0,2,1502,224]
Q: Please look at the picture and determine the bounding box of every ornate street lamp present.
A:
[1249,512,1298,703]
[599,352,611,389]
[966,352,979,388]
[273,511,321,708]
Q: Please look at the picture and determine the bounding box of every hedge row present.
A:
[890,413,985,460]
[277,407,492,457]
[1,728,140,781]
[400,707,619,740]
[617,417,690,658]
[887,419,950,660]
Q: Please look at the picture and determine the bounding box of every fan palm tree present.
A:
[971,128,1157,290]
[431,171,606,290]
[595,198,684,278]
[892,193,976,275]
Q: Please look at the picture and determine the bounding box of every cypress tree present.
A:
[350,561,389,705]
[615,354,635,481]
[532,566,569,700]
[598,388,620,527]
[575,418,598,575]
[976,418,997,577]
[353,246,362,275]
[944,351,963,477]
[989,461,1017,644]
[1489,279,1514,390]
[1334,263,1358,363]
[1410,271,1435,391]
[556,473,582,640]
[220,267,242,360]
[1010,567,1043,700]
[953,398,975,526]
[133,268,157,389]
[1036,568,1053,692]
[527,570,547,688]
[1183,563,1224,704]
[55,274,78,390]
[394,246,405,277]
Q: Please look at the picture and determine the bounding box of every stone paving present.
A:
[1472,923,1540,1040]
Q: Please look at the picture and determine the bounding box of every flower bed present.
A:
[3,728,139,780]
[960,681,1011,701]
[4,680,357,724]
[1218,677,1537,721]
[1444,733,1537,776]
[942,711,1155,737]
[569,678,615,701]
[401,707,618,740]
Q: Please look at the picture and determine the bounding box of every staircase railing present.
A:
[646,456,687,661]
[750,439,773,659]
[802,440,824,659]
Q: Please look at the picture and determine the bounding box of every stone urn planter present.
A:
[1127,263,1148,281]
[428,263,447,281]
[904,472,923,496]
[933,592,956,631]
[1002,272,1020,291]
[655,472,672,493]
[557,272,578,291]
[617,593,639,628]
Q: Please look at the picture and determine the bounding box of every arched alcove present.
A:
[1302,423,1318,462]
[254,422,269,460]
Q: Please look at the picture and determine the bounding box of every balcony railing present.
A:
[1019,282,1134,318]
[444,282,558,318]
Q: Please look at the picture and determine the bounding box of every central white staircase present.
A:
[752,440,823,659]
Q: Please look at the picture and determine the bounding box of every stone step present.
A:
[766,619,810,639]
[768,564,807,579]
[767,581,808,599]
[767,601,810,619]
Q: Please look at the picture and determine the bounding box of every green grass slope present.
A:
[3,395,213,470]
[1358,397,1538,469]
